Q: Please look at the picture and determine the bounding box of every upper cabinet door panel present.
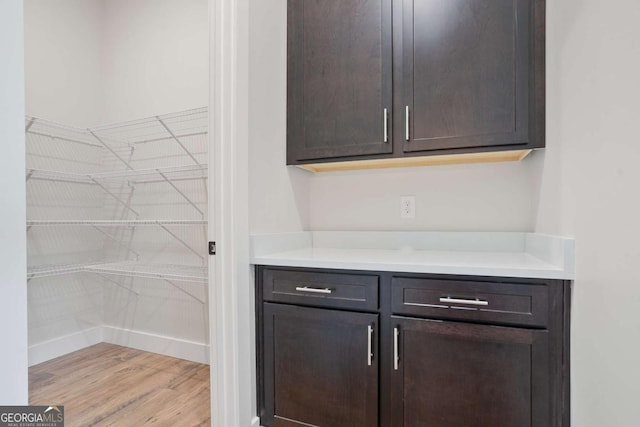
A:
[403,0,532,152]
[288,0,393,162]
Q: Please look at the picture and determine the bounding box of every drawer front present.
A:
[392,277,548,327]
[263,269,379,311]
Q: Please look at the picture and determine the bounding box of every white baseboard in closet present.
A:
[29,326,104,367]
[102,326,210,365]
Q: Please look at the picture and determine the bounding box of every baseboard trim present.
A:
[103,326,210,364]
[29,326,103,367]
[29,326,210,366]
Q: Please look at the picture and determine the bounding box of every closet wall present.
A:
[100,0,209,122]
[25,0,209,365]
[24,0,103,128]
[98,0,209,361]
[25,0,105,364]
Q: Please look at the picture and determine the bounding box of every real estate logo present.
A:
[0,406,64,427]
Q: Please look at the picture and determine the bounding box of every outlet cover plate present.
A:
[400,196,416,219]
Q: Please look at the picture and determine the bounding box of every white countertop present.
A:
[250,231,575,280]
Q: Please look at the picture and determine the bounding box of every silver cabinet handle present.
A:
[294,286,332,294]
[367,325,373,366]
[439,297,489,306]
[383,108,389,143]
[393,327,400,371]
[405,106,410,141]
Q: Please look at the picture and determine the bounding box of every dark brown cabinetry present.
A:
[390,317,549,427]
[287,0,393,162]
[287,0,545,168]
[256,267,571,427]
[262,303,379,427]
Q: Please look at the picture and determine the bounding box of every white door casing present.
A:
[208,0,252,425]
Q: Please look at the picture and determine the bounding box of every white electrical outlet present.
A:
[400,196,416,219]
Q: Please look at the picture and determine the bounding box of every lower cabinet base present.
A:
[256,266,571,427]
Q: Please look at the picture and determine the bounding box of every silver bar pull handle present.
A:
[383,108,389,143]
[405,106,410,141]
[367,325,374,366]
[295,286,332,295]
[439,297,489,306]
[393,327,400,370]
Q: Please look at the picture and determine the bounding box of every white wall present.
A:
[0,0,28,404]
[248,0,310,234]
[24,0,109,364]
[247,2,640,426]
[24,0,210,364]
[533,1,640,425]
[98,0,210,359]
[25,0,209,127]
[24,0,104,127]
[246,0,309,424]
[100,0,209,123]
[309,160,535,231]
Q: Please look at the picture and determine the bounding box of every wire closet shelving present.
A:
[25,107,209,304]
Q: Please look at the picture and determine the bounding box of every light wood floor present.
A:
[29,343,210,427]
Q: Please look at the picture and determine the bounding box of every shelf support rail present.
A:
[157,223,205,261]
[156,117,201,166]
[89,130,134,170]
[157,169,205,219]
[89,177,140,217]
[91,225,141,260]
[96,273,140,297]
[163,278,205,304]
[25,117,36,132]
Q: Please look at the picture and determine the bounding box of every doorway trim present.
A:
[209,0,251,425]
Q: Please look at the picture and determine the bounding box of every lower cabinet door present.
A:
[263,303,379,427]
[390,316,549,427]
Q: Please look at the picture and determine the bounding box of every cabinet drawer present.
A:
[262,269,379,311]
[391,277,548,327]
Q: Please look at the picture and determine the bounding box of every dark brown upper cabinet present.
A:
[287,0,393,162]
[403,0,541,153]
[287,0,545,171]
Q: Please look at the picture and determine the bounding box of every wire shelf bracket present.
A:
[25,117,36,132]
[89,177,140,217]
[163,278,205,304]
[157,169,205,219]
[157,223,205,261]
[89,130,134,170]
[91,225,141,260]
[96,272,140,297]
[156,116,201,166]
[26,219,207,226]
[28,261,207,284]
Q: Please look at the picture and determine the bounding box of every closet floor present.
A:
[29,343,210,426]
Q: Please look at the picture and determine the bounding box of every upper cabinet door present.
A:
[287,0,393,163]
[403,0,542,153]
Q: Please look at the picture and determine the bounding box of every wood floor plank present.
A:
[29,343,211,427]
